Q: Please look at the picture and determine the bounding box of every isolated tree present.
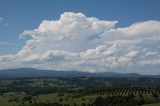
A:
[73,103,77,106]
[152,93,159,100]
[59,98,63,102]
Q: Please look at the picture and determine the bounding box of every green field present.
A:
[0,77,160,106]
[143,103,160,106]
[1,92,159,106]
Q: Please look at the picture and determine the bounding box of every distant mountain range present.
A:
[0,68,159,78]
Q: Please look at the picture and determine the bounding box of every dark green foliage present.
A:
[73,103,77,106]
[59,98,63,102]
[22,95,32,101]
[93,96,140,106]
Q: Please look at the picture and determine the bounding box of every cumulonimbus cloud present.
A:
[0,12,160,74]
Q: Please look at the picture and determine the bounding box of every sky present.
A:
[0,0,160,74]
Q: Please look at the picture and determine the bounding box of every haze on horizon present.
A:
[0,0,160,75]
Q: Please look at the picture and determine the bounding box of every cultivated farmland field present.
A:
[0,77,160,106]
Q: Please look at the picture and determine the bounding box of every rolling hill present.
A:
[0,68,159,78]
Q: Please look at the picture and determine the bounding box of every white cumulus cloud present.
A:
[0,12,160,75]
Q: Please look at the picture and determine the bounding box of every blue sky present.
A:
[0,0,160,55]
[0,0,160,74]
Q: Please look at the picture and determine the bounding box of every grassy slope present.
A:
[143,103,160,106]
[32,93,96,105]
[0,92,25,106]
[0,92,160,106]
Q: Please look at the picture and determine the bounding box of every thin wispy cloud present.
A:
[0,17,3,23]
[5,23,8,27]
[0,41,17,46]
[0,17,9,28]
